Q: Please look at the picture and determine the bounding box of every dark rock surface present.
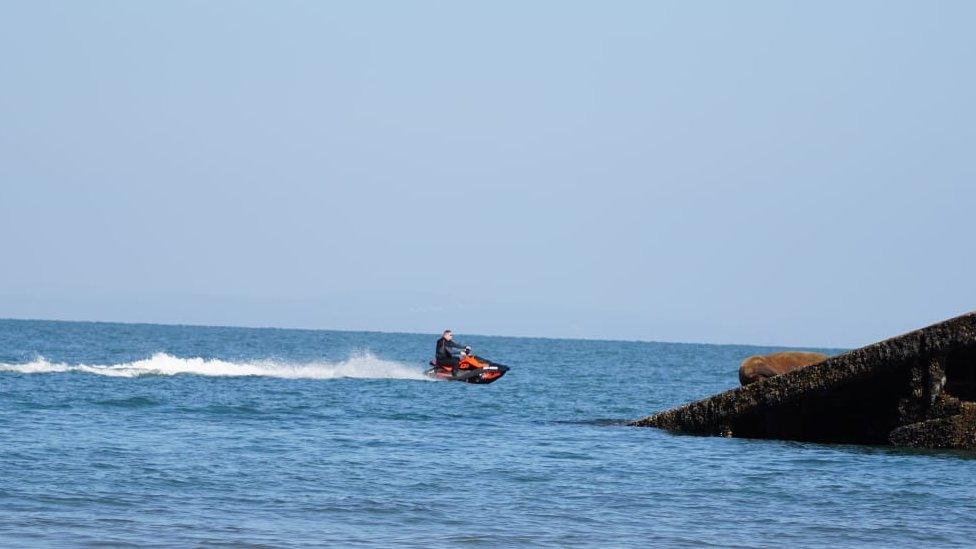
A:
[630,312,976,450]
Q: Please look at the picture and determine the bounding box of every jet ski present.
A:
[425,352,510,384]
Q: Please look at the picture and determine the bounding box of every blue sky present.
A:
[1,1,974,347]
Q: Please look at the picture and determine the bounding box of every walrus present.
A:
[738,351,829,386]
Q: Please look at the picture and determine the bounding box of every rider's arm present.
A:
[447,340,469,356]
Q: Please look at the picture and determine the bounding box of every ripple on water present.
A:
[91,396,162,408]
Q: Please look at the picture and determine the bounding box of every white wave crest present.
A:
[0,352,425,380]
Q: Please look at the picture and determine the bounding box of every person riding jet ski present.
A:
[427,329,510,384]
[435,329,468,375]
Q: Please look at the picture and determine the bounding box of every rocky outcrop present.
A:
[630,312,976,450]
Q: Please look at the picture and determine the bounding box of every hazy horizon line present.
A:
[1,314,856,352]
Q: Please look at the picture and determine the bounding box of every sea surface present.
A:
[1,319,974,547]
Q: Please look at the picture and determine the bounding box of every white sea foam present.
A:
[0,351,425,380]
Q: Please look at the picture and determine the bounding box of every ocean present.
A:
[1,318,973,547]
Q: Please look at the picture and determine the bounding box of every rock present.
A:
[739,351,829,386]
[630,312,976,451]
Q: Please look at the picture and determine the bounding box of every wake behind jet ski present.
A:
[426,329,510,384]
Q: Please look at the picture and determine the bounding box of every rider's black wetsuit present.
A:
[435,337,466,374]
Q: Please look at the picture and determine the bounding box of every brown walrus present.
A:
[738,351,829,386]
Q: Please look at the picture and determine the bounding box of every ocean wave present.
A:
[0,352,425,380]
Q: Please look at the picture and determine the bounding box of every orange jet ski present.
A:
[425,352,510,384]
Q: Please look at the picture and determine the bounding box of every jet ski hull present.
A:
[425,357,510,384]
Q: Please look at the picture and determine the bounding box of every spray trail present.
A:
[0,351,425,380]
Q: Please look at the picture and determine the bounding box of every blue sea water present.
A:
[1,319,974,547]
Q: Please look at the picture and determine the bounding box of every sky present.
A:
[1,1,974,348]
